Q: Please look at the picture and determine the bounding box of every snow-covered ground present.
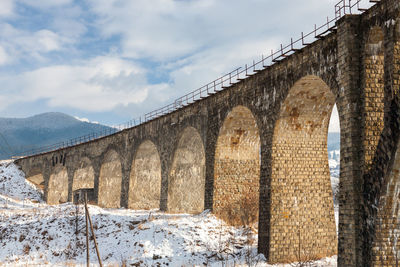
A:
[328,150,340,230]
[329,150,340,179]
[0,160,338,266]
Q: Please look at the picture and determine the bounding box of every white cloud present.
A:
[329,104,340,133]
[0,0,14,17]
[0,24,70,64]
[52,17,87,40]
[82,0,341,103]
[19,0,73,9]
[0,0,86,66]
[0,56,167,112]
[35,30,62,51]
[0,46,9,65]
[87,0,338,62]
[165,38,281,100]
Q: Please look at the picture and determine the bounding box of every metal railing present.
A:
[14,0,379,158]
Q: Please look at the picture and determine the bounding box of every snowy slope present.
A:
[0,161,338,266]
[0,160,43,203]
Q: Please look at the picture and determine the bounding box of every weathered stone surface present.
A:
[48,165,68,204]
[72,157,94,192]
[98,149,122,208]
[372,140,400,266]
[128,140,161,210]
[167,127,205,214]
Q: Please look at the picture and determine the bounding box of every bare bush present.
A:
[23,244,30,255]
[218,192,259,227]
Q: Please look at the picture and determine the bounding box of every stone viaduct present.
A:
[14,0,400,265]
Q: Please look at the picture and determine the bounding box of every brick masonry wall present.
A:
[213,105,260,226]
[335,15,365,266]
[369,5,400,265]
[363,26,385,171]
[372,141,400,266]
[269,76,337,263]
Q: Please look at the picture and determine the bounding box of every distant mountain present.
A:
[0,112,113,159]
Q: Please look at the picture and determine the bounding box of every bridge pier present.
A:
[336,14,365,267]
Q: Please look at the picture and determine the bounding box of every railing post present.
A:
[314,24,317,38]
[349,0,352,14]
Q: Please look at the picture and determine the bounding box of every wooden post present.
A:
[84,194,103,267]
[85,193,89,267]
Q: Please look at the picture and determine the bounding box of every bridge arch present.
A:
[25,165,45,192]
[269,75,337,263]
[72,157,95,192]
[47,165,68,204]
[213,105,261,226]
[128,140,161,210]
[167,126,205,213]
[98,149,122,208]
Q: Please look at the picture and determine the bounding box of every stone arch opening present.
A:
[328,104,340,228]
[98,149,122,208]
[372,139,400,265]
[270,75,337,263]
[26,166,45,191]
[363,26,385,170]
[213,105,260,227]
[72,157,95,192]
[47,165,68,204]
[168,127,205,213]
[128,140,161,210]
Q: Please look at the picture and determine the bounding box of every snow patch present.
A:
[0,160,43,203]
[0,161,338,266]
[74,116,99,124]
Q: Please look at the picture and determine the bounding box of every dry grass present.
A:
[217,192,259,227]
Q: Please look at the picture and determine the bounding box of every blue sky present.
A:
[0,0,357,132]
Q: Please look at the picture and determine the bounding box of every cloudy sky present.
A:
[0,0,359,132]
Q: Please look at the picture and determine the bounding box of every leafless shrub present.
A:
[290,229,322,267]
[18,234,26,242]
[218,192,259,227]
[241,227,261,267]
[23,244,30,255]
[64,241,78,260]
